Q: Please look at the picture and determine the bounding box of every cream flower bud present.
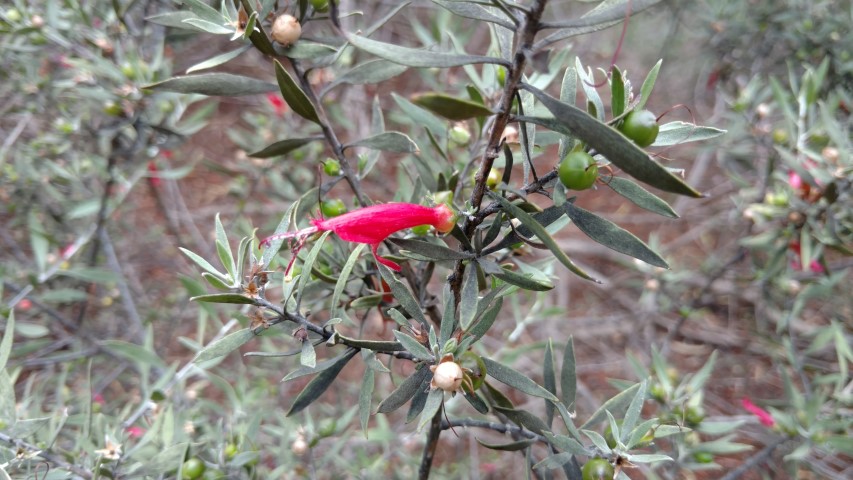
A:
[271,14,301,47]
[430,361,464,392]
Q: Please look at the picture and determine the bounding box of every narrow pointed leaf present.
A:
[377,366,432,414]
[469,297,502,340]
[652,121,727,146]
[378,263,428,326]
[393,331,434,361]
[274,59,320,124]
[332,244,367,319]
[193,328,254,363]
[432,0,514,29]
[621,380,648,441]
[287,348,358,416]
[519,84,702,197]
[187,45,252,73]
[144,73,276,96]
[249,137,324,158]
[190,293,257,304]
[390,238,475,261]
[346,132,419,154]
[479,259,554,291]
[417,388,444,431]
[277,41,337,60]
[581,382,642,429]
[606,177,678,218]
[476,437,536,452]
[611,66,626,117]
[300,341,316,368]
[494,406,550,435]
[482,357,558,401]
[412,93,492,121]
[561,337,577,407]
[440,284,455,345]
[544,341,556,426]
[563,202,668,268]
[344,31,507,68]
[459,263,479,331]
[323,59,408,94]
[392,93,447,136]
[489,192,597,282]
[463,389,489,413]
[637,59,662,110]
[179,247,227,278]
[534,452,576,471]
[0,312,14,371]
[359,367,375,437]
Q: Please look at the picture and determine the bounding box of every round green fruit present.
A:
[323,158,341,176]
[411,225,430,236]
[582,458,614,480]
[619,110,659,147]
[320,199,347,218]
[558,152,598,191]
[182,458,206,480]
[449,124,471,145]
[223,443,238,460]
[310,0,329,13]
[693,452,714,464]
[6,9,22,22]
[486,168,502,189]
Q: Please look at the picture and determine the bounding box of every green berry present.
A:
[320,199,347,218]
[323,158,341,176]
[182,458,206,480]
[486,168,502,189]
[693,452,714,464]
[449,124,471,145]
[310,0,329,12]
[582,458,614,480]
[558,152,598,190]
[411,225,430,236]
[619,110,659,147]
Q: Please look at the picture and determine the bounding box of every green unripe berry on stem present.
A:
[558,151,598,191]
[619,109,659,147]
[582,458,614,480]
[320,199,347,218]
[323,158,341,176]
[182,458,206,480]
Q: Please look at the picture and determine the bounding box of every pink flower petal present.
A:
[742,397,775,427]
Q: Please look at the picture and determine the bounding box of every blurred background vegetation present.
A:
[1,0,850,479]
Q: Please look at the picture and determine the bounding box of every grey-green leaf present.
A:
[274,60,320,124]
[393,331,434,361]
[489,192,597,282]
[378,263,428,326]
[287,348,358,416]
[637,59,662,110]
[344,31,508,68]
[561,337,577,408]
[0,311,14,371]
[432,0,515,29]
[187,45,252,73]
[563,202,668,268]
[276,41,338,60]
[519,84,702,197]
[412,93,493,121]
[476,437,536,452]
[249,137,324,158]
[194,328,255,363]
[377,366,432,414]
[346,132,419,154]
[144,73,277,96]
[581,382,642,429]
[417,388,444,431]
[390,238,475,261]
[459,263,479,331]
[652,121,727,147]
[300,341,316,368]
[606,177,678,218]
[190,293,257,304]
[323,59,408,95]
[482,357,558,401]
[359,367,375,437]
[479,259,554,291]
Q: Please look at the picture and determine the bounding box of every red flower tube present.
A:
[741,397,775,427]
[262,203,456,271]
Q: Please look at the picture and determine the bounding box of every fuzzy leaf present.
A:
[482,357,558,401]
[274,60,320,124]
[193,328,255,363]
[186,45,252,73]
[390,238,475,261]
[417,388,444,431]
[412,93,493,120]
[652,121,727,147]
[346,132,419,154]
[564,202,668,268]
[249,137,324,158]
[287,348,358,416]
[323,59,408,94]
[479,259,554,291]
[459,263,479,331]
[581,382,642,429]
[144,73,276,96]
[190,293,257,304]
[345,31,507,68]
[432,0,514,29]
[606,177,678,218]
[377,366,432,414]
[393,331,434,361]
[476,437,536,452]
[359,367,375,437]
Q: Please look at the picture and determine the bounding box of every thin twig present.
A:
[0,431,94,479]
[719,437,789,480]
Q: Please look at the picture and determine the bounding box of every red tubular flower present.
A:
[147,161,162,187]
[741,397,775,427]
[266,92,287,116]
[262,203,456,271]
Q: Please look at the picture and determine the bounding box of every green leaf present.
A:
[558,65,578,160]
[295,231,331,306]
[652,121,727,147]
[392,93,447,136]
[479,259,554,291]
[344,30,508,68]
[378,263,428,326]
[459,263,479,331]
[544,340,556,426]
[346,132,419,154]
[249,137,324,158]
[627,453,673,464]
[432,0,514,29]
[390,238,474,261]
[0,370,16,427]
[463,389,489,414]
[146,11,204,30]
[323,59,408,95]
[417,388,444,431]
[261,200,300,267]
[276,41,338,60]
[494,406,550,436]
[606,177,678,218]
[194,328,255,363]
[611,66,626,117]
[536,0,664,48]
[476,437,536,452]
[332,244,367,320]
[620,380,648,441]
[561,337,577,408]
[482,357,558,401]
[489,192,597,282]
[215,213,236,279]
[300,341,316,368]
[544,432,588,456]
[273,59,320,124]
[182,18,233,34]
[101,340,167,370]
[581,382,641,429]
[144,73,277,96]
[359,367,375,437]
[57,267,118,284]
[190,293,257,304]
[377,366,431,414]
[563,202,668,268]
[519,84,702,197]
[439,284,456,345]
[637,59,662,110]
[0,311,14,371]
[412,93,493,121]
[393,331,434,361]
[287,348,358,416]
[534,452,576,472]
[469,297,502,340]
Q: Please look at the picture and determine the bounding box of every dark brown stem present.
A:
[418,409,443,480]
